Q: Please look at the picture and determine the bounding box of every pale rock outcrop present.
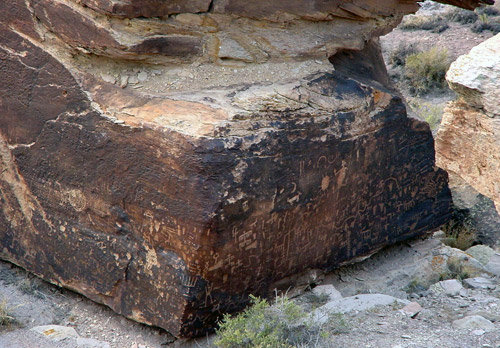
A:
[436,34,500,214]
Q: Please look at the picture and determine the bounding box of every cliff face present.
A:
[0,0,486,338]
[436,34,500,215]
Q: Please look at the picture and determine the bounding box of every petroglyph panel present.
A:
[0,0,456,339]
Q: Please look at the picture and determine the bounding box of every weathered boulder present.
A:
[436,34,500,215]
[2,0,486,338]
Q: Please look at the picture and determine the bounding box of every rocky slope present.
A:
[436,34,500,215]
[0,0,492,338]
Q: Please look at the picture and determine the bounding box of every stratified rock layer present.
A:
[436,34,500,214]
[0,0,468,338]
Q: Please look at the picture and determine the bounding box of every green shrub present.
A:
[0,299,17,328]
[389,43,420,68]
[399,15,449,33]
[407,98,445,131]
[444,8,478,24]
[476,6,500,17]
[471,20,500,34]
[441,208,478,251]
[403,48,451,95]
[214,295,343,348]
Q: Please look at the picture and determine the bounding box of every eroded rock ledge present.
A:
[0,0,489,338]
[436,33,500,215]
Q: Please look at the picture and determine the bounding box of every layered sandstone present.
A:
[0,0,489,338]
[436,34,500,214]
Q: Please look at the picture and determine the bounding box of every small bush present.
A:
[442,208,478,251]
[399,15,449,33]
[407,98,445,131]
[444,8,478,24]
[404,278,427,294]
[438,257,470,281]
[214,295,343,348]
[403,48,451,95]
[471,20,500,34]
[0,299,17,328]
[389,43,420,68]
[476,6,500,17]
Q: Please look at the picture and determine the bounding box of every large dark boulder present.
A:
[1,0,486,338]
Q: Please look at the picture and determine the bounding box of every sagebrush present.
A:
[215,295,347,348]
[403,48,451,95]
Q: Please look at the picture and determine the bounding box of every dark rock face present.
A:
[0,0,468,339]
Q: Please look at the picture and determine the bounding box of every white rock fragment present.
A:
[119,75,129,88]
[128,75,139,85]
[446,34,500,118]
[311,294,409,324]
[31,325,79,342]
[452,315,495,331]
[137,71,148,82]
[100,73,116,85]
[312,284,342,300]
[463,277,496,290]
[429,279,464,297]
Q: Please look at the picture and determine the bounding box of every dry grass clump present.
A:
[441,208,478,251]
[444,8,478,24]
[403,48,451,96]
[0,299,17,329]
[399,15,449,33]
[389,43,420,68]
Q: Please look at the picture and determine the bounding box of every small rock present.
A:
[401,301,422,317]
[119,75,129,88]
[128,75,139,85]
[485,254,500,277]
[77,337,111,348]
[466,245,495,266]
[467,310,500,322]
[137,71,148,82]
[100,73,116,85]
[452,315,495,331]
[430,279,464,296]
[31,325,80,342]
[472,329,485,336]
[312,284,342,300]
[463,277,496,290]
[401,335,411,339]
[433,230,446,239]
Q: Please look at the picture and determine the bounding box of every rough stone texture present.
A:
[446,173,500,248]
[1,0,487,339]
[429,279,464,297]
[312,294,410,324]
[446,34,500,118]
[436,34,500,214]
[452,315,496,331]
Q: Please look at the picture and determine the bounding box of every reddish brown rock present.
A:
[76,0,212,18]
[2,0,492,339]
